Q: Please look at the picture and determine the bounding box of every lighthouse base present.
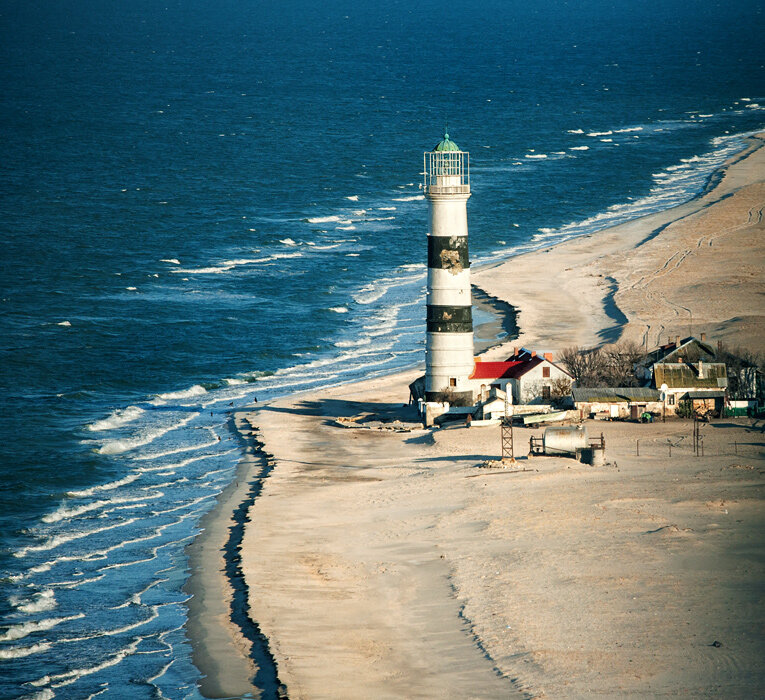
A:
[424,389,475,406]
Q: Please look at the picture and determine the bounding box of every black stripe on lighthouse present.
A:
[426,304,473,334]
[427,236,470,272]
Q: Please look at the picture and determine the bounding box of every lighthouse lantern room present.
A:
[424,132,475,404]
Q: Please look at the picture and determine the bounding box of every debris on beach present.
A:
[333,414,417,432]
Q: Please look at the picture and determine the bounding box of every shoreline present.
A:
[183,415,281,699]
[184,134,765,697]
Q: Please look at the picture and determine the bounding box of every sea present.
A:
[1,0,763,697]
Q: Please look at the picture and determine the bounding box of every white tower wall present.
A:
[423,137,475,402]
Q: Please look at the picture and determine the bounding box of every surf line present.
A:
[184,413,285,699]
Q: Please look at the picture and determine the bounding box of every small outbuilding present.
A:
[572,387,663,420]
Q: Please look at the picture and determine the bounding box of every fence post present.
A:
[669,443,672,458]
[636,439,639,457]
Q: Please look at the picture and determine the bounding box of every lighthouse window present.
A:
[449,378,457,387]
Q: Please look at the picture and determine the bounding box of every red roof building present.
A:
[469,353,573,404]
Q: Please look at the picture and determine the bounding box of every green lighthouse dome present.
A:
[434,132,460,152]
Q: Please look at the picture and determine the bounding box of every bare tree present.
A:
[559,346,607,387]
[716,343,764,400]
[560,342,643,387]
[602,341,644,386]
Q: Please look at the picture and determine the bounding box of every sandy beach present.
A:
[186,136,765,698]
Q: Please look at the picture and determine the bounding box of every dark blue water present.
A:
[1,0,763,696]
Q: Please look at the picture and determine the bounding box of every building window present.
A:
[668,394,675,406]
[449,378,456,387]
[542,385,551,400]
[542,366,550,378]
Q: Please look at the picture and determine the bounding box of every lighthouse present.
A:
[424,132,475,403]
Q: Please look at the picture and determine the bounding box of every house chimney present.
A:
[544,352,553,362]
[531,351,537,358]
[698,359,704,379]
[700,332,706,342]
[513,347,519,357]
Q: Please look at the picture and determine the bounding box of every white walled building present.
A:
[469,351,573,405]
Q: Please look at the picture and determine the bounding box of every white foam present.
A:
[171,252,302,274]
[88,406,144,432]
[134,433,219,460]
[50,574,104,589]
[32,639,141,689]
[14,519,139,557]
[160,258,180,265]
[310,243,342,250]
[223,377,246,385]
[307,215,342,223]
[346,195,359,201]
[391,195,424,201]
[334,337,371,348]
[125,286,137,291]
[567,128,585,134]
[0,643,51,659]
[613,126,644,133]
[45,493,162,522]
[136,452,218,473]
[221,253,303,266]
[43,501,109,523]
[279,238,298,246]
[377,206,396,211]
[587,130,613,136]
[328,306,349,313]
[101,607,159,637]
[336,225,356,230]
[345,253,359,257]
[0,613,85,642]
[18,689,55,700]
[98,413,199,455]
[600,138,613,142]
[66,473,140,498]
[57,321,71,327]
[397,263,425,271]
[570,146,589,151]
[152,385,207,403]
[172,265,231,274]
[10,589,56,613]
[524,154,547,159]
[112,578,164,609]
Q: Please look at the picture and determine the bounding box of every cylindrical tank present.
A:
[543,426,588,456]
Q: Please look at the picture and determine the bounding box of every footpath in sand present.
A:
[190,136,765,697]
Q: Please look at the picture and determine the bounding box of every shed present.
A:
[572,387,662,420]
